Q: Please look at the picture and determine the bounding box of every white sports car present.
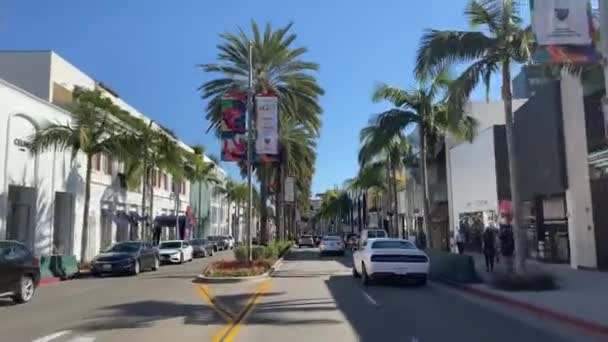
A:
[158,240,193,264]
[352,238,429,286]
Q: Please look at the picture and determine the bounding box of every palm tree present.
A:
[28,88,132,261]
[200,21,324,243]
[277,117,317,240]
[359,123,411,237]
[346,163,387,231]
[415,0,532,272]
[369,70,476,247]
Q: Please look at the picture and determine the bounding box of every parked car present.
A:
[297,235,315,248]
[158,240,193,264]
[0,241,40,304]
[208,236,228,251]
[224,235,235,249]
[91,241,159,276]
[359,229,388,247]
[189,239,215,257]
[319,236,345,256]
[352,238,429,286]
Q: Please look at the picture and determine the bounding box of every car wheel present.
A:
[152,257,160,271]
[210,249,214,257]
[361,263,371,286]
[132,259,141,275]
[352,266,360,278]
[12,275,35,303]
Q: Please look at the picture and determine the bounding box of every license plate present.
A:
[102,264,112,270]
[395,267,408,274]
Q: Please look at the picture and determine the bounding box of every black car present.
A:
[189,239,215,257]
[207,236,228,251]
[91,241,159,276]
[0,240,40,304]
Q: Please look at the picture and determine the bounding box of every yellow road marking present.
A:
[196,285,234,322]
[211,280,272,342]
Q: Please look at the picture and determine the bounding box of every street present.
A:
[0,248,592,342]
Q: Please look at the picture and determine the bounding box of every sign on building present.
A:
[532,0,592,46]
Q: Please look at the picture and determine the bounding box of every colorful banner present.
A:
[220,93,246,133]
[255,96,279,155]
[531,0,598,63]
[221,133,247,161]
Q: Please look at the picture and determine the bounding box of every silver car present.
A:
[319,236,345,256]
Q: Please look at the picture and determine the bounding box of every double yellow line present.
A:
[196,280,272,342]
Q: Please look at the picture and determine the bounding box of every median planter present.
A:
[39,256,55,279]
[426,249,481,284]
[196,241,291,283]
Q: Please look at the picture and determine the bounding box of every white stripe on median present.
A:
[32,330,72,342]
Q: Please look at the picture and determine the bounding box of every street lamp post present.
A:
[246,41,254,263]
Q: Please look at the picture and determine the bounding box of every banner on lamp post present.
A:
[284,176,295,203]
[255,96,279,155]
[532,0,592,46]
[221,133,247,161]
[531,0,598,63]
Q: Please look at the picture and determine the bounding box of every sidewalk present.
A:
[464,252,608,334]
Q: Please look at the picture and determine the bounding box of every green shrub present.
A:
[491,272,557,291]
[233,246,248,262]
[252,246,267,260]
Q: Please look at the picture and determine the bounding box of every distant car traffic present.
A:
[346,234,359,250]
[224,235,235,249]
[158,240,193,264]
[91,241,160,276]
[297,235,315,248]
[359,229,388,246]
[313,235,322,246]
[189,239,215,257]
[207,236,228,251]
[319,236,345,256]
[0,240,40,304]
[352,238,429,286]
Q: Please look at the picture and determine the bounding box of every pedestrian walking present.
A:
[499,224,515,272]
[456,228,465,254]
[482,226,497,272]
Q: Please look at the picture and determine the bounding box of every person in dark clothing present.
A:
[482,227,497,272]
[499,224,515,272]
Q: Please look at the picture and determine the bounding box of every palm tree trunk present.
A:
[260,166,269,244]
[420,123,432,249]
[150,170,155,239]
[391,163,400,238]
[277,161,286,240]
[198,181,203,238]
[502,61,525,274]
[81,154,93,262]
[140,165,147,240]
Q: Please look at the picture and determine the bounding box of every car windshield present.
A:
[207,236,218,241]
[301,235,312,239]
[371,240,416,249]
[159,242,182,249]
[323,236,340,241]
[367,230,387,238]
[105,242,141,253]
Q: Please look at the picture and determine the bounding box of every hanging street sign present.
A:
[285,176,295,203]
[255,96,279,155]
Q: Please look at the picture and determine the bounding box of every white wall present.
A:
[0,51,52,100]
[0,79,191,260]
[560,71,597,269]
[449,127,499,232]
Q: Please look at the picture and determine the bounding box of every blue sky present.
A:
[1,0,519,194]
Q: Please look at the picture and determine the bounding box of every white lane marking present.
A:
[32,330,72,342]
[360,289,379,306]
[67,337,95,342]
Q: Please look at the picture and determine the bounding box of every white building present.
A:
[0,51,197,260]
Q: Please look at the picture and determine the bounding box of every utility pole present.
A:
[246,41,254,263]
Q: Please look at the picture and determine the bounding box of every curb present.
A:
[437,278,608,338]
[39,277,61,286]
[195,247,290,284]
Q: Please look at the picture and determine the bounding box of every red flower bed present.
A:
[204,260,272,277]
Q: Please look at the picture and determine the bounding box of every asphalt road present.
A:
[0,250,235,342]
[0,248,595,342]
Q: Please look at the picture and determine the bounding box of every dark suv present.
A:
[0,241,40,304]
